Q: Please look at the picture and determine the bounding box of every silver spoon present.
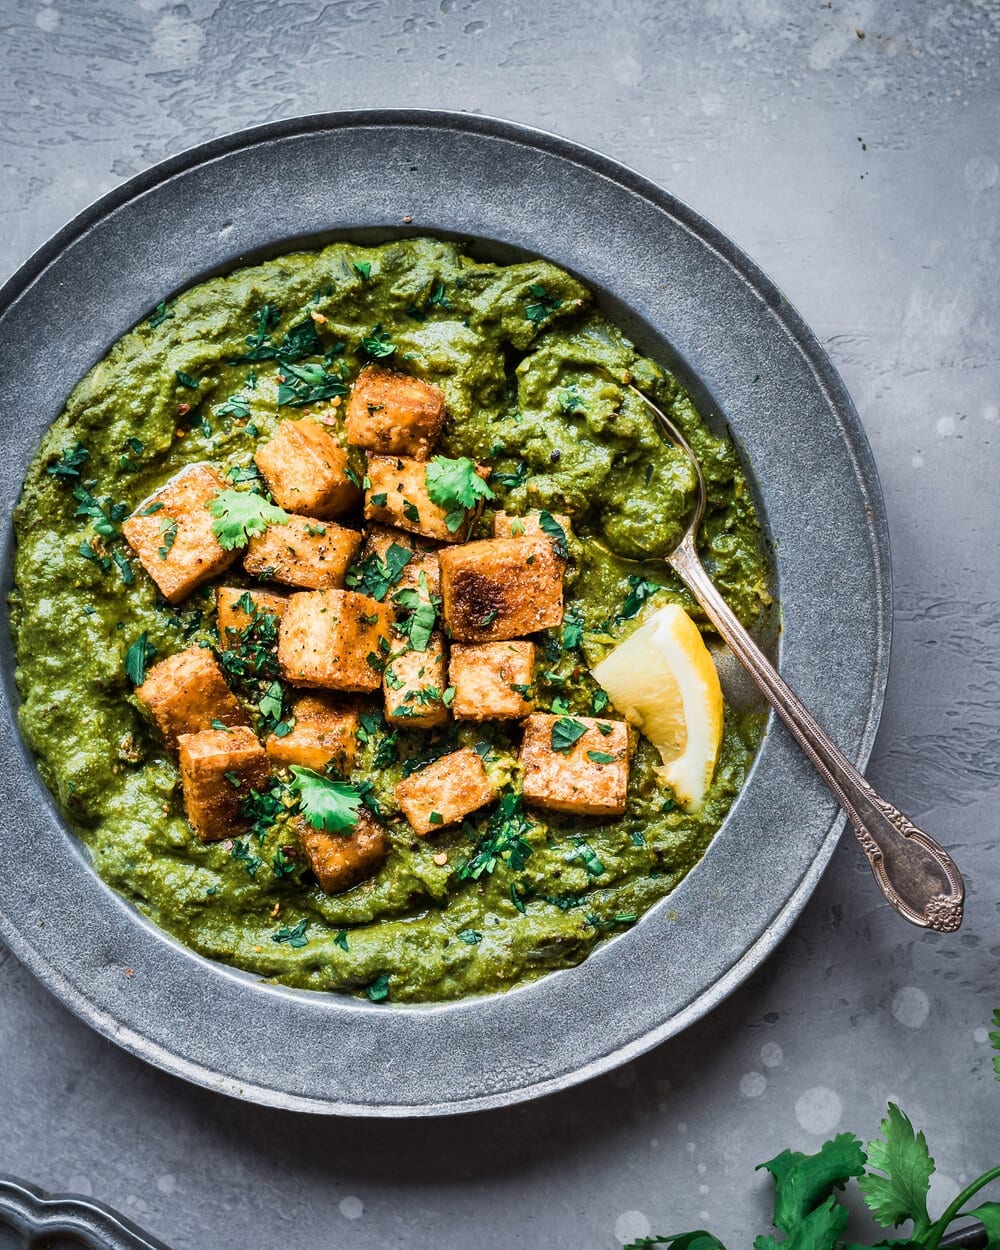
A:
[630,385,965,931]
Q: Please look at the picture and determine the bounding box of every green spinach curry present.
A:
[10,237,771,1003]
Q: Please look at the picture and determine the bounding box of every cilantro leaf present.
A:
[147,300,175,328]
[393,571,436,650]
[361,324,395,358]
[208,490,289,550]
[967,1203,1000,1248]
[562,605,584,650]
[490,461,529,490]
[619,574,663,621]
[425,455,494,528]
[859,1105,934,1233]
[552,716,587,754]
[524,282,562,324]
[367,972,390,1001]
[538,509,568,558]
[753,1195,848,1250]
[759,1134,866,1236]
[289,767,361,833]
[272,918,309,948]
[124,632,157,686]
[46,442,89,481]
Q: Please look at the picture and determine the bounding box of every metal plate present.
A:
[0,110,890,1115]
[0,1177,168,1249]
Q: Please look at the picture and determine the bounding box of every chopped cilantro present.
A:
[147,300,175,328]
[157,517,178,560]
[231,839,261,877]
[175,370,200,390]
[457,929,482,945]
[551,717,587,754]
[333,930,349,951]
[361,324,395,358]
[353,260,371,279]
[568,840,605,876]
[459,793,534,880]
[538,510,569,559]
[587,750,616,764]
[272,918,309,948]
[590,689,609,714]
[562,606,584,650]
[619,574,662,621]
[124,632,157,686]
[46,442,89,481]
[490,461,530,490]
[367,973,390,1001]
[346,543,413,600]
[524,282,562,324]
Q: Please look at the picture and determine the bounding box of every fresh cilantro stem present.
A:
[924,1165,1000,1250]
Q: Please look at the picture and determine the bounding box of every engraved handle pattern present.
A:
[669,532,965,931]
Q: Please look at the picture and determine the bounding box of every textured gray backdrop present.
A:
[0,1,997,1247]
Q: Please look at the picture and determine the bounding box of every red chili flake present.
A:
[124,967,134,978]
[177,402,191,417]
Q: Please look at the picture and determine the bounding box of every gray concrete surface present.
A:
[0,1,997,1246]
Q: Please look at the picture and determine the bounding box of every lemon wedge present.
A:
[591,603,723,810]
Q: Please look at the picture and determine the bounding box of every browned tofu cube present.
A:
[277,589,394,692]
[123,464,237,604]
[243,516,362,590]
[438,538,564,642]
[449,641,535,720]
[216,586,288,645]
[176,726,269,842]
[135,645,248,751]
[357,525,441,607]
[297,807,390,894]
[345,366,446,459]
[265,694,359,775]
[383,630,449,728]
[364,455,488,543]
[520,714,630,817]
[395,746,498,836]
[254,419,360,518]
[493,510,571,549]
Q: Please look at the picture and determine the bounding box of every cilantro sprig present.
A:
[623,1029,1000,1250]
[208,490,289,550]
[425,456,495,532]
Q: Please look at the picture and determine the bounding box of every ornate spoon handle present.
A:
[668,531,965,931]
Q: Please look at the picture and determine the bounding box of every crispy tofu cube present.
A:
[449,641,535,720]
[395,746,498,836]
[135,645,248,751]
[493,510,571,548]
[254,419,360,518]
[277,589,394,692]
[345,365,446,459]
[123,464,237,604]
[520,714,630,817]
[383,630,449,728]
[297,808,390,894]
[176,726,269,842]
[438,538,564,642]
[216,586,288,645]
[357,525,441,608]
[265,694,359,775]
[243,516,362,590]
[364,454,488,543]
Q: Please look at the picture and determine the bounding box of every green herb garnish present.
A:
[46,442,89,481]
[208,490,288,550]
[524,282,562,324]
[551,717,587,754]
[289,767,361,833]
[361,324,395,358]
[459,793,534,880]
[538,510,568,559]
[425,455,494,531]
[124,632,157,686]
[272,918,309,948]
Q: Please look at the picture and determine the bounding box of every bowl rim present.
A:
[0,108,891,1115]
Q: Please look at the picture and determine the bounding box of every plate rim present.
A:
[0,108,892,1116]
